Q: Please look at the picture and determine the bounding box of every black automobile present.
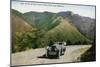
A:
[46,42,66,58]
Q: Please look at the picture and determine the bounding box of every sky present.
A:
[12,1,95,18]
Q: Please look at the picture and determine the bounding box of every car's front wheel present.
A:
[57,50,60,59]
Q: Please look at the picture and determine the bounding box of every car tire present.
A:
[47,50,50,58]
[57,51,60,59]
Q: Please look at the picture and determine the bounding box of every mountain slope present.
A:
[58,11,95,40]
[23,11,95,41]
[11,9,37,53]
[23,11,60,30]
[11,9,36,32]
[40,17,90,45]
[11,14,34,32]
[23,11,91,44]
[11,9,92,53]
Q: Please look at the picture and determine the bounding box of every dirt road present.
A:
[11,45,92,66]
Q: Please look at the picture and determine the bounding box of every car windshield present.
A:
[59,42,62,45]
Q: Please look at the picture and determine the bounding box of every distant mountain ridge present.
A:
[58,11,95,40]
[23,10,95,40]
[12,9,95,41]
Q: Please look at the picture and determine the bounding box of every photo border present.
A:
[10,0,96,66]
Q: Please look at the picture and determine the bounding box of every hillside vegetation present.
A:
[12,9,94,53]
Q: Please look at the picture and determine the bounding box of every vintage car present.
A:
[46,42,66,58]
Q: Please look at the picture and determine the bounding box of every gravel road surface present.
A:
[11,45,92,66]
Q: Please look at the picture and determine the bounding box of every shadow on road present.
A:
[37,54,47,58]
[37,54,59,59]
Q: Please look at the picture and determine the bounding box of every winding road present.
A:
[11,45,91,66]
